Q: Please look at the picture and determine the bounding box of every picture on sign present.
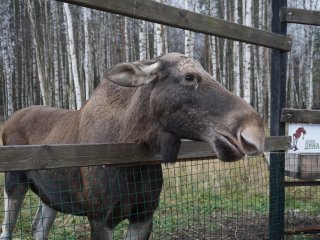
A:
[288,124,320,153]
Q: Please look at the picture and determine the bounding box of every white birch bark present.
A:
[153,0,167,56]
[154,22,163,56]
[233,0,240,95]
[0,1,13,117]
[43,0,51,104]
[139,20,147,60]
[184,30,195,58]
[162,25,168,54]
[63,3,82,110]
[60,39,67,108]
[207,0,217,78]
[51,1,60,107]
[184,0,195,58]
[68,50,75,110]
[83,8,91,100]
[210,37,217,78]
[242,0,251,103]
[161,0,168,54]
[308,33,315,108]
[1,25,13,116]
[124,17,130,61]
[154,0,162,57]
[27,0,48,106]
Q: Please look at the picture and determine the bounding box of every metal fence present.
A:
[2,151,320,239]
[0,155,271,240]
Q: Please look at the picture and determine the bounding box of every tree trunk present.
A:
[154,0,163,58]
[27,0,49,106]
[242,0,251,103]
[63,3,82,110]
[124,17,130,61]
[184,0,195,58]
[139,20,147,60]
[51,1,60,107]
[83,8,92,100]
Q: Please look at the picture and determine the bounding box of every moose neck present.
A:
[79,80,158,144]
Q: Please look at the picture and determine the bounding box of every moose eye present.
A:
[184,74,195,82]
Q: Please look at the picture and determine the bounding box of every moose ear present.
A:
[103,61,161,87]
[160,133,181,164]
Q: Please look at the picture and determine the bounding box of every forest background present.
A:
[0,0,319,124]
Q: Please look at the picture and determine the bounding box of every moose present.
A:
[0,53,265,240]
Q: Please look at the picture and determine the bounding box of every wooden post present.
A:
[269,0,288,239]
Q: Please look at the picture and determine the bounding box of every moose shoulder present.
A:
[1,53,265,240]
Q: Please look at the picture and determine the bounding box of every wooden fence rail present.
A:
[281,8,320,26]
[281,108,320,124]
[57,0,292,51]
[0,136,290,172]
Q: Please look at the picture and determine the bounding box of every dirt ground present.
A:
[170,212,320,240]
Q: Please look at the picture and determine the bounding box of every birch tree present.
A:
[184,0,195,58]
[139,20,147,60]
[124,17,130,61]
[63,3,82,109]
[261,0,270,122]
[242,0,252,103]
[0,1,14,117]
[233,0,240,96]
[153,0,168,56]
[27,0,49,106]
[83,8,92,100]
[51,1,60,107]
[2,0,320,120]
[154,22,162,56]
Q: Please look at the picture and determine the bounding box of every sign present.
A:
[288,124,320,153]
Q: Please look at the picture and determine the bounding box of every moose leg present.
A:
[89,219,113,240]
[32,201,57,240]
[0,173,28,240]
[125,218,153,240]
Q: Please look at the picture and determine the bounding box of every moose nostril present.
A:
[239,127,264,155]
[240,134,258,154]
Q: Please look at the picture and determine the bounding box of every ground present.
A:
[171,212,320,240]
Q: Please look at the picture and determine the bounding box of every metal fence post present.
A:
[269,0,288,239]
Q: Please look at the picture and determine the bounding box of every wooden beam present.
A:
[281,8,320,26]
[56,0,292,51]
[281,108,320,124]
[265,136,291,152]
[285,225,320,235]
[0,137,289,172]
[285,180,320,187]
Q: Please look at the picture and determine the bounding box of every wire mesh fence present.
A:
[0,152,319,239]
[285,153,320,239]
[0,155,269,240]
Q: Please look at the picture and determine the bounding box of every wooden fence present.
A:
[3,0,320,239]
[0,137,290,172]
[57,0,292,51]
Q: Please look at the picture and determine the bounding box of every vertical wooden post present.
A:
[269,0,288,239]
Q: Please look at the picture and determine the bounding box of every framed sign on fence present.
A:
[286,123,320,179]
[288,124,320,154]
